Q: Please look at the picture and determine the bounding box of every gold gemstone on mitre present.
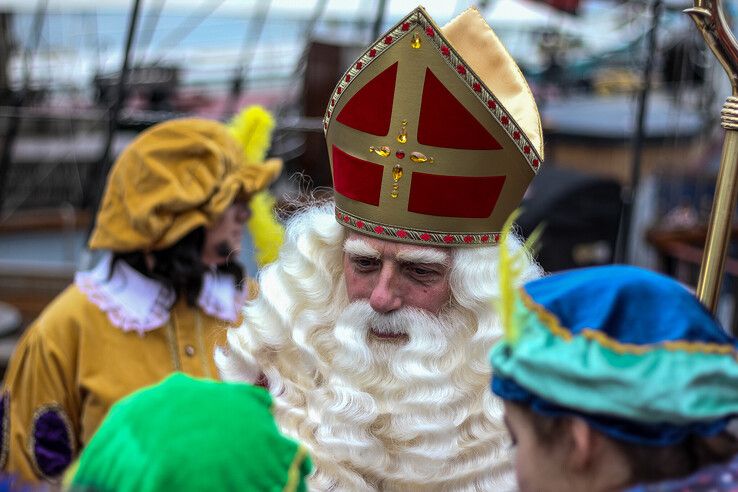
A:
[396,119,408,144]
[369,145,391,157]
[411,32,421,49]
[410,151,432,163]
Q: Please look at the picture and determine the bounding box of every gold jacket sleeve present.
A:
[2,288,82,482]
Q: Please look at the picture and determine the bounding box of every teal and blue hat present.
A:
[490,265,738,446]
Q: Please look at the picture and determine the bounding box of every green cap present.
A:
[66,373,312,492]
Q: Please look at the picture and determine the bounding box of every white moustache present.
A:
[336,301,449,344]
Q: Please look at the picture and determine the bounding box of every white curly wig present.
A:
[217,202,542,491]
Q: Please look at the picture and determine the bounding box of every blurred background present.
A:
[0,0,734,371]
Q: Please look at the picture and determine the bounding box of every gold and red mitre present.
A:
[323,6,543,247]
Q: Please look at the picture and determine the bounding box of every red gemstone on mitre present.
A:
[331,98,335,106]
[456,65,467,75]
[374,225,384,234]
[369,48,377,57]
[337,87,342,94]
[481,235,490,243]
[513,131,520,139]
[533,159,540,168]
[345,74,351,82]
[463,235,474,243]
[397,230,408,238]
[441,46,450,56]
[356,61,363,70]
[401,22,410,31]
[327,110,331,118]
[443,235,455,243]
[524,145,531,154]
[323,122,328,130]
[343,215,351,223]
[501,115,509,124]
[473,82,481,92]
[395,150,405,159]
[493,233,501,242]
[420,233,432,241]
[487,100,496,109]
[384,36,393,44]
[425,26,435,37]
[356,220,364,228]
[337,212,343,219]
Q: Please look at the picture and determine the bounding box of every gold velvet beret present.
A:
[89,116,281,252]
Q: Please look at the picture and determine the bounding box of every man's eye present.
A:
[352,257,378,270]
[406,265,438,277]
[405,265,443,283]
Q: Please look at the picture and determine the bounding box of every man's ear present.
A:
[566,417,596,471]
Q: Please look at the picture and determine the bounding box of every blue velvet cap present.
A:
[490,265,738,446]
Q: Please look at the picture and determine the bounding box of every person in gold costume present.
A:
[2,106,282,482]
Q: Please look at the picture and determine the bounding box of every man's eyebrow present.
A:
[395,249,450,267]
[343,238,380,259]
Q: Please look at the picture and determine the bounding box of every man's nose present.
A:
[369,265,402,314]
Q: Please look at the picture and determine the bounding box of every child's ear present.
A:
[565,417,595,471]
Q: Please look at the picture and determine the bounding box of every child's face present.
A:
[202,198,251,266]
[503,402,571,492]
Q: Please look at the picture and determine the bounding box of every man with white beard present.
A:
[218,6,544,491]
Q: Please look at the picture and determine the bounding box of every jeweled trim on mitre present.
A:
[323,7,542,174]
[336,208,501,246]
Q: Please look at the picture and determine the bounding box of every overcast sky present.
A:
[1,0,473,19]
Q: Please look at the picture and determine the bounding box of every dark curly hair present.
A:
[109,227,245,307]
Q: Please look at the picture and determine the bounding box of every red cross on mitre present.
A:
[324,6,543,247]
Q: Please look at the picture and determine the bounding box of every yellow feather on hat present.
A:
[228,106,284,267]
[229,105,275,163]
[496,209,542,345]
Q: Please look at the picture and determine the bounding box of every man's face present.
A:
[342,231,452,321]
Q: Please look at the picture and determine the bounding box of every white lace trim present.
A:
[197,269,248,324]
[75,254,245,335]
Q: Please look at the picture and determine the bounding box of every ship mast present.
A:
[83,0,142,213]
[0,0,48,214]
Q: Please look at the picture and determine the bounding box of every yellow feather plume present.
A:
[248,191,284,267]
[228,105,276,164]
[228,105,284,268]
[496,209,542,345]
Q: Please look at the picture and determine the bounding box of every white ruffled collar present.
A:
[75,254,247,335]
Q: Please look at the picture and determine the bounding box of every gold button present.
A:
[184,345,196,357]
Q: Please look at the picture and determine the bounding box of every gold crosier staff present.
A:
[686,0,738,312]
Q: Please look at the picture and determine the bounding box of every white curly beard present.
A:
[217,204,540,491]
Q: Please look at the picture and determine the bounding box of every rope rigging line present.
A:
[149,0,228,65]
[222,0,273,120]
